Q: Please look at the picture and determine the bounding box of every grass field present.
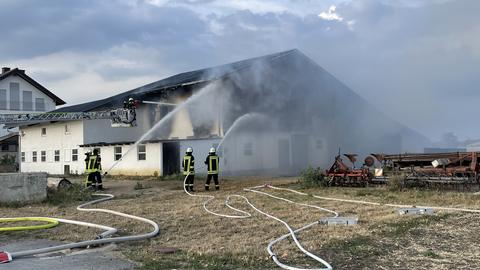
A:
[2,176,480,269]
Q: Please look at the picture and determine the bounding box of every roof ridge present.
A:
[57,49,300,112]
[0,68,66,105]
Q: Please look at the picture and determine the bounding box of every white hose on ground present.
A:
[183,172,251,218]
[3,193,159,262]
[184,173,336,270]
[268,185,480,213]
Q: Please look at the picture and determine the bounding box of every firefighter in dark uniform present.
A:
[85,149,103,190]
[204,147,220,191]
[183,147,195,192]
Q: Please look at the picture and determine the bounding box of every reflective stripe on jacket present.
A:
[183,155,195,175]
[206,155,219,175]
[87,155,102,173]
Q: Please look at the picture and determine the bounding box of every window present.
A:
[41,128,46,136]
[137,145,146,160]
[72,149,78,161]
[9,82,20,110]
[1,144,8,151]
[21,152,25,162]
[35,98,45,111]
[0,89,6,110]
[41,151,46,162]
[64,124,70,134]
[114,146,122,161]
[22,91,32,111]
[54,150,60,162]
[244,142,253,156]
[32,151,37,162]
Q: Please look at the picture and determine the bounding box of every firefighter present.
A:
[204,147,220,191]
[127,97,135,109]
[85,149,103,190]
[183,147,195,192]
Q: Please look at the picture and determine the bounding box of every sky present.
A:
[0,0,479,142]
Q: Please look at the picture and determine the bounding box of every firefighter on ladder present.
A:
[183,147,195,192]
[84,149,104,190]
[205,147,220,191]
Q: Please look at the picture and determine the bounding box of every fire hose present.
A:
[184,172,337,270]
[0,193,159,264]
[0,217,59,232]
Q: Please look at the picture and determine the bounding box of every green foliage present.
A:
[299,166,327,188]
[46,183,92,206]
[130,251,272,270]
[423,249,441,258]
[387,175,405,191]
[0,154,16,165]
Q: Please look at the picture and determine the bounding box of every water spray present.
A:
[216,113,268,152]
[105,83,218,174]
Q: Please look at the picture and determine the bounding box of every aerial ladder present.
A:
[0,99,183,128]
[0,107,137,127]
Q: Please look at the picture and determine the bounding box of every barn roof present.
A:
[55,49,299,112]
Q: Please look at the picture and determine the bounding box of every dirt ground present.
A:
[2,176,480,269]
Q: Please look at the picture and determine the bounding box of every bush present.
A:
[0,154,16,165]
[299,166,328,188]
[46,183,93,205]
[387,174,405,191]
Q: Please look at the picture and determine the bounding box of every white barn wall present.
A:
[20,121,85,174]
[220,133,283,175]
[90,143,162,176]
[179,139,220,175]
[307,136,328,169]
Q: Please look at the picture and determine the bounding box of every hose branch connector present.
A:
[0,251,12,264]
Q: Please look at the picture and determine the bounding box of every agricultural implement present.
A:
[325,154,373,186]
[325,151,480,188]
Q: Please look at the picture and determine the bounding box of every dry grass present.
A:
[2,176,480,269]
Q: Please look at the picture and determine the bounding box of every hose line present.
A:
[0,217,59,232]
[184,173,336,270]
[1,193,159,263]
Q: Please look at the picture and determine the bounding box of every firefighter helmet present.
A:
[129,97,134,101]
[209,147,216,153]
[186,147,193,153]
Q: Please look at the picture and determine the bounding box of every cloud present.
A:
[1,0,480,140]
[318,5,343,21]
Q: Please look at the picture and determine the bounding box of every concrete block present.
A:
[319,216,359,226]
[397,207,435,215]
[0,173,47,204]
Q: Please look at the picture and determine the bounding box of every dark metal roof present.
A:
[56,49,299,113]
[0,68,66,105]
[0,132,18,142]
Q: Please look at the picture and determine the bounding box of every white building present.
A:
[16,50,428,176]
[0,67,64,117]
[0,67,65,171]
